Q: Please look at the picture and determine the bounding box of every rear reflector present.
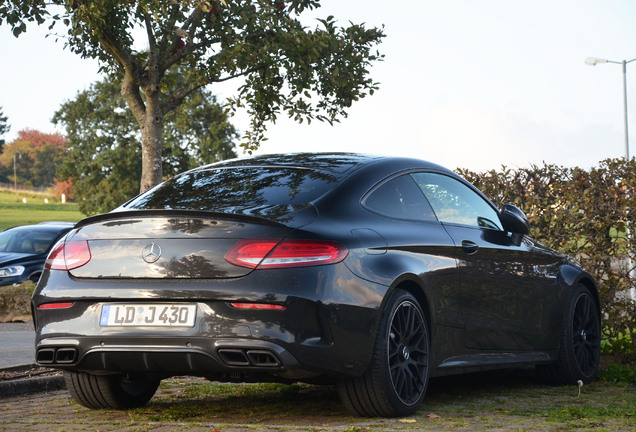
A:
[45,240,91,271]
[230,303,286,310]
[38,302,74,310]
[225,239,348,269]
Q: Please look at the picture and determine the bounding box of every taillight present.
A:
[38,302,74,309]
[225,239,348,269]
[45,240,91,270]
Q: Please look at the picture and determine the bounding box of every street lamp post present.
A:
[585,56,636,160]
[585,56,636,299]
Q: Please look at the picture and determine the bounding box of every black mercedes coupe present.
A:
[31,153,600,417]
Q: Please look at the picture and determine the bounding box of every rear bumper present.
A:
[35,336,307,378]
[32,266,387,378]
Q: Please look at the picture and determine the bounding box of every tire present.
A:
[64,371,160,410]
[537,284,600,384]
[338,290,430,417]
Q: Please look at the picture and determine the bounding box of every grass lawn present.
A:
[118,370,636,431]
[3,369,633,431]
[0,189,84,231]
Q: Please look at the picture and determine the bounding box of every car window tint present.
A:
[123,167,339,213]
[364,175,437,221]
[411,173,503,230]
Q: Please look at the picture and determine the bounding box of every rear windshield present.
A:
[122,167,339,216]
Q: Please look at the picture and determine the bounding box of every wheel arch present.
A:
[558,264,601,313]
[385,274,432,336]
[576,276,601,313]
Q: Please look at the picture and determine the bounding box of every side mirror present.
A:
[499,204,530,235]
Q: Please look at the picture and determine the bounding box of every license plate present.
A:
[100,304,197,327]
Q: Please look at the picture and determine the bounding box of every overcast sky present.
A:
[2,0,636,172]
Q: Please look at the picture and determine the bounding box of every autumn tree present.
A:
[2,0,385,192]
[0,129,66,187]
[52,73,238,214]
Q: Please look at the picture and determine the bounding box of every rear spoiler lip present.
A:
[73,208,287,229]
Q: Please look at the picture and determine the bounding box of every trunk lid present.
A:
[67,210,308,279]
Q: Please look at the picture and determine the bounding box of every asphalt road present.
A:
[0,322,35,368]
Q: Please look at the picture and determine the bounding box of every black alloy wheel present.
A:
[339,290,430,417]
[537,284,600,384]
[388,298,429,406]
[571,288,601,378]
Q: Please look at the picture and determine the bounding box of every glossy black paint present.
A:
[32,153,598,385]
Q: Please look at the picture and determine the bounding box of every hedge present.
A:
[458,158,636,360]
[0,281,35,323]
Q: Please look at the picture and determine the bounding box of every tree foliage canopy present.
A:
[1,0,385,191]
[53,73,238,215]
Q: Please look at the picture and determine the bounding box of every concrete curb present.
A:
[0,365,65,398]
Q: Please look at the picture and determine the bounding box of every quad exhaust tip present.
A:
[36,347,78,365]
[218,348,281,367]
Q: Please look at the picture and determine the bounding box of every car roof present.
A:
[192,153,451,177]
[3,223,75,233]
[37,221,76,226]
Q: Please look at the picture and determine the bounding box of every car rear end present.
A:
[32,159,382,382]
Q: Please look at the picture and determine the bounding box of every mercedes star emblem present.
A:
[142,243,162,263]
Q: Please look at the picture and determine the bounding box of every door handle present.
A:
[461,240,479,255]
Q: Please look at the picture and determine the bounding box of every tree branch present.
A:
[182,6,204,33]
[163,81,207,114]
[157,3,181,66]
[214,69,259,83]
[121,72,146,124]
[160,7,204,72]
[162,41,197,70]
[144,11,161,86]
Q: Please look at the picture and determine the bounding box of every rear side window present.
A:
[363,175,437,221]
[123,167,339,213]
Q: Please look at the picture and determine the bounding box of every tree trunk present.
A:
[139,92,164,193]
[120,72,164,193]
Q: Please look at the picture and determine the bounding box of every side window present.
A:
[411,173,503,230]
[363,175,437,221]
